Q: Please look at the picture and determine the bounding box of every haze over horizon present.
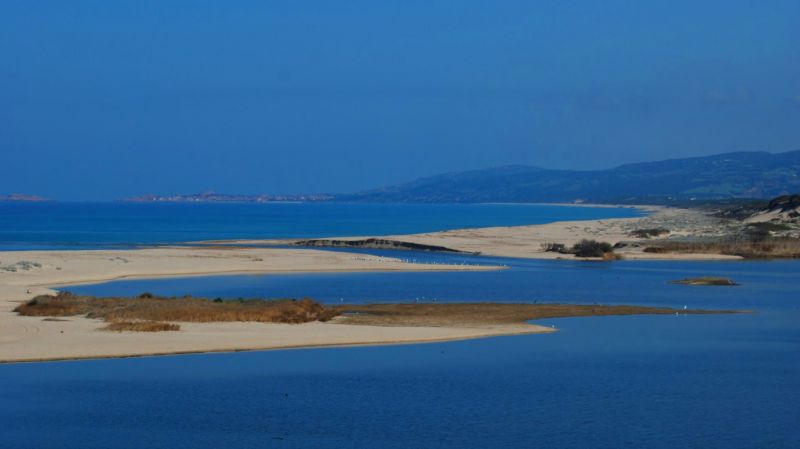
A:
[2,1,799,200]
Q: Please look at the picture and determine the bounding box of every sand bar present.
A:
[0,207,743,363]
[0,246,507,363]
[205,207,742,260]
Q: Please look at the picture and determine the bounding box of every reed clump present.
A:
[15,292,340,328]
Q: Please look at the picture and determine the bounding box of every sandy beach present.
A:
[0,246,528,363]
[207,206,742,260]
[0,206,739,363]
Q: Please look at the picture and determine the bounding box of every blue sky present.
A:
[2,0,799,200]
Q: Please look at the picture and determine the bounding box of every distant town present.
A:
[124,192,334,203]
[0,194,50,202]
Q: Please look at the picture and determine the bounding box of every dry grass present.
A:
[669,277,738,286]
[15,292,339,326]
[331,303,734,327]
[16,294,737,332]
[102,321,181,332]
[643,236,800,258]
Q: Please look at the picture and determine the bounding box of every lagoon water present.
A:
[4,254,800,448]
[1,204,798,448]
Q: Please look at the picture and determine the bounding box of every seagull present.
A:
[683,305,687,310]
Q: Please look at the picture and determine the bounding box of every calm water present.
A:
[0,202,641,250]
[2,254,797,448]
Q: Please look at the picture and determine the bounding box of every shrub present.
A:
[743,227,770,242]
[571,239,614,258]
[540,242,568,253]
[630,228,670,238]
[745,222,791,232]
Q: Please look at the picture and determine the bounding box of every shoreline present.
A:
[0,204,753,363]
[0,324,555,365]
[6,292,733,364]
[41,264,502,290]
[0,246,506,363]
[199,206,742,261]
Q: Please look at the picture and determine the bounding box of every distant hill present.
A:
[341,150,800,204]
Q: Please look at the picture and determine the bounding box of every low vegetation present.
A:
[630,228,670,238]
[541,239,619,259]
[16,294,739,332]
[15,292,340,331]
[0,260,42,272]
[332,303,735,327]
[643,236,800,258]
[571,239,616,258]
[540,242,569,253]
[745,222,791,232]
[669,277,738,286]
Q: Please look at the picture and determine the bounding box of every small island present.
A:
[15,292,735,334]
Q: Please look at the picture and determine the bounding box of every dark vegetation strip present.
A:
[292,238,477,254]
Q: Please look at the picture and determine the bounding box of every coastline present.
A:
[0,204,741,363]
[202,206,741,261]
[0,316,554,364]
[0,246,505,363]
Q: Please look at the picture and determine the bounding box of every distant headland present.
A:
[0,194,51,202]
[124,191,333,203]
[119,150,800,205]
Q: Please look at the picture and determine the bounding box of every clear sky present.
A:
[2,1,799,200]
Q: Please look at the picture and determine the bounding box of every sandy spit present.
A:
[205,206,742,261]
[0,246,525,363]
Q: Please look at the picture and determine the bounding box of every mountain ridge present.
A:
[341,150,800,204]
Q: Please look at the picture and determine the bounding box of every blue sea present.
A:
[0,203,798,449]
[0,202,641,250]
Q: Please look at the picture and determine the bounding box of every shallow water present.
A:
[0,202,641,250]
[3,256,797,448]
[67,252,799,312]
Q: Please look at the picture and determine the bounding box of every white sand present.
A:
[0,246,551,363]
[0,206,737,362]
[212,207,741,261]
